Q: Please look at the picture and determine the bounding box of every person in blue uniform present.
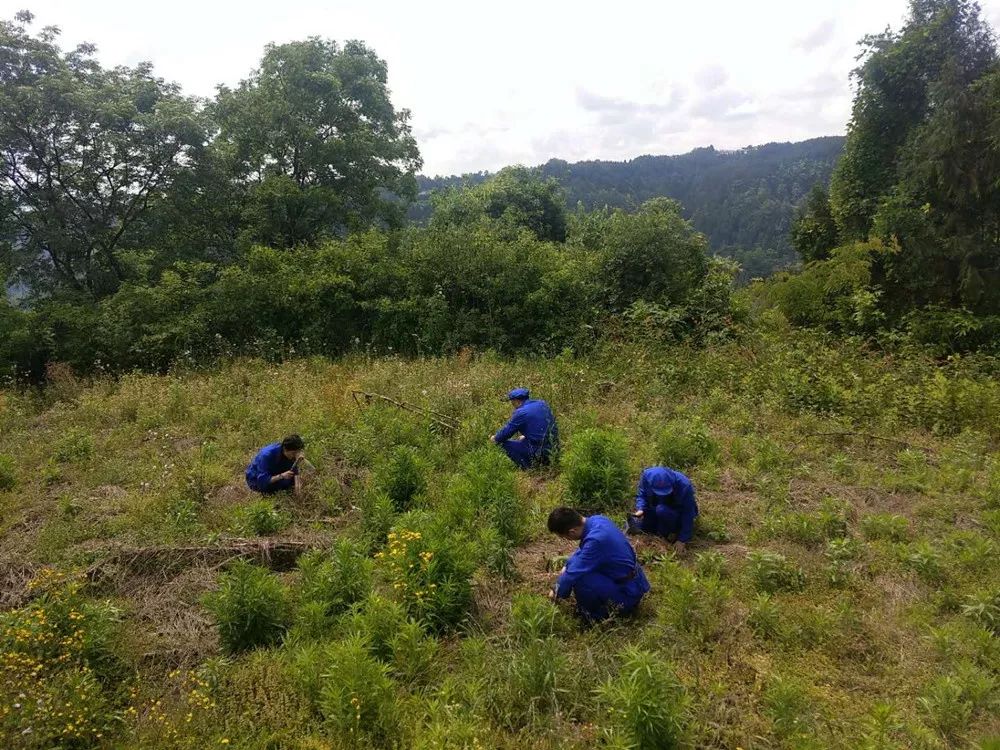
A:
[547,507,650,623]
[627,466,699,555]
[489,388,559,469]
[245,434,306,495]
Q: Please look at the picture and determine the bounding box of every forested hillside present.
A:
[413,136,845,276]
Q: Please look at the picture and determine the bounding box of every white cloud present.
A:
[796,18,838,49]
[694,64,729,91]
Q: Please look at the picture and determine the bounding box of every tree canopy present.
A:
[429,166,568,243]
[214,37,421,247]
[826,0,1000,316]
[0,11,207,298]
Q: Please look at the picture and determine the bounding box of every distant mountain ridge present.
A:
[413,136,845,275]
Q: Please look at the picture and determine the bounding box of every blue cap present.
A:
[646,467,674,495]
[506,387,530,401]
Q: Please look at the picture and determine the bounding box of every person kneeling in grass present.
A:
[245,434,307,495]
[489,387,559,470]
[626,466,699,555]
[547,507,650,623]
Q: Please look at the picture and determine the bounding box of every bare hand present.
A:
[280,470,296,480]
[633,509,644,518]
[673,541,687,556]
[547,587,557,601]
[488,435,496,444]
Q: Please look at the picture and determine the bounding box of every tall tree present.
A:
[829,0,996,240]
[213,38,421,247]
[0,12,207,298]
[872,68,1000,314]
[790,185,839,262]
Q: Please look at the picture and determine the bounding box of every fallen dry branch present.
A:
[85,539,316,585]
[351,389,460,432]
[1,540,321,611]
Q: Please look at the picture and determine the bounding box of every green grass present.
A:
[1,329,999,747]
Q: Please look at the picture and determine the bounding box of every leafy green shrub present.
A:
[54,429,93,462]
[511,592,571,643]
[656,561,729,640]
[905,541,945,584]
[0,454,16,490]
[762,499,849,548]
[748,593,784,640]
[389,619,439,687]
[981,509,1000,538]
[747,551,806,593]
[962,590,1000,635]
[506,637,568,724]
[286,600,335,644]
[297,541,373,617]
[2,571,125,685]
[750,437,790,476]
[378,445,428,512]
[861,513,910,542]
[656,419,719,470]
[442,449,525,551]
[205,560,291,653]
[694,550,727,579]
[598,647,689,749]
[947,532,996,573]
[359,487,396,552]
[411,702,489,749]
[0,573,125,747]
[378,528,474,631]
[763,675,815,740]
[1,666,114,749]
[342,595,408,662]
[317,635,400,747]
[919,663,996,741]
[233,499,290,536]
[825,537,861,587]
[346,404,431,467]
[699,516,731,543]
[563,428,631,512]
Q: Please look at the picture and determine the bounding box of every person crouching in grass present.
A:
[546,507,650,623]
[245,434,307,495]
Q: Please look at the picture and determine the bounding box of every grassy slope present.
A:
[1,322,999,749]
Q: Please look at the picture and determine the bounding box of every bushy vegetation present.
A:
[0,328,998,747]
[782,0,1000,353]
[563,428,631,512]
[656,418,719,470]
[204,560,291,654]
[2,2,1000,748]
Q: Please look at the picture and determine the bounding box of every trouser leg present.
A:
[572,572,638,623]
[653,504,681,539]
[501,439,535,469]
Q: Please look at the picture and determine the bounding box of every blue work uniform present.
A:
[631,466,698,542]
[245,443,297,494]
[555,515,650,622]
[493,399,559,469]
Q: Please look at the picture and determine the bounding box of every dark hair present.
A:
[547,506,584,535]
[281,434,305,451]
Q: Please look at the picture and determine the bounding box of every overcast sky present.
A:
[6,0,1000,175]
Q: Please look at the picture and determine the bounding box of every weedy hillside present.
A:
[1,322,999,749]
